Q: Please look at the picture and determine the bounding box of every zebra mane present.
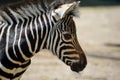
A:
[0,0,79,17]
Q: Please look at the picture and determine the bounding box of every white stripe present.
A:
[8,8,19,58]
[0,21,5,29]
[29,16,35,39]
[0,22,7,42]
[0,62,16,74]
[53,31,58,54]
[0,75,9,80]
[26,5,39,53]
[56,30,62,56]
[38,16,43,39]
[18,7,33,54]
[60,44,75,60]
[45,14,52,49]
[17,11,30,60]
[49,31,54,51]
[39,14,48,50]
[23,20,33,54]
[33,15,39,53]
[47,13,52,28]
[0,12,8,42]
[3,12,21,65]
[0,61,29,76]
[20,6,35,39]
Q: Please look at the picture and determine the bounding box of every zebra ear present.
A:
[54,1,80,19]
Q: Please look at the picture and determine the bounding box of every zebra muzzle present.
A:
[70,54,87,72]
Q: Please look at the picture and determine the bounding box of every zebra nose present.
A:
[70,54,87,72]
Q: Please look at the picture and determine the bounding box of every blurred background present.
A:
[0,0,120,80]
[0,0,120,6]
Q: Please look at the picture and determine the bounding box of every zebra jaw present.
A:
[52,1,80,19]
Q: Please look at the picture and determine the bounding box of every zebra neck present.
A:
[0,3,58,60]
[0,8,56,60]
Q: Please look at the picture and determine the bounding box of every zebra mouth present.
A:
[70,61,86,72]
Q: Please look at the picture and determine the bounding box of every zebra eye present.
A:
[63,33,72,40]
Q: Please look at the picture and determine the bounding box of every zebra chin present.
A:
[70,54,87,73]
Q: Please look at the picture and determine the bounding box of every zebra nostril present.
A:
[70,54,87,72]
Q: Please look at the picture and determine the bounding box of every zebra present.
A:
[0,0,87,79]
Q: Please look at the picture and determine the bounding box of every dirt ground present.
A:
[21,6,120,80]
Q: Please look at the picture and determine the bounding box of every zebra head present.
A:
[47,1,87,73]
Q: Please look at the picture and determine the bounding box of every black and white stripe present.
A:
[0,0,87,79]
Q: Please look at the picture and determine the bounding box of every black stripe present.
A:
[12,70,26,79]
[42,14,49,49]
[25,15,37,52]
[20,60,31,68]
[59,45,73,59]
[44,14,50,30]
[8,47,18,61]
[36,14,45,52]
[52,16,57,23]
[61,45,73,50]
[1,52,18,69]
[54,30,60,54]
[15,45,26,62]
[0,68,13,79]
[0,27,7,54]
[20,41,33,58]
[12,60,31,79]
[52,31,56,52]
[7,9,17,25]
